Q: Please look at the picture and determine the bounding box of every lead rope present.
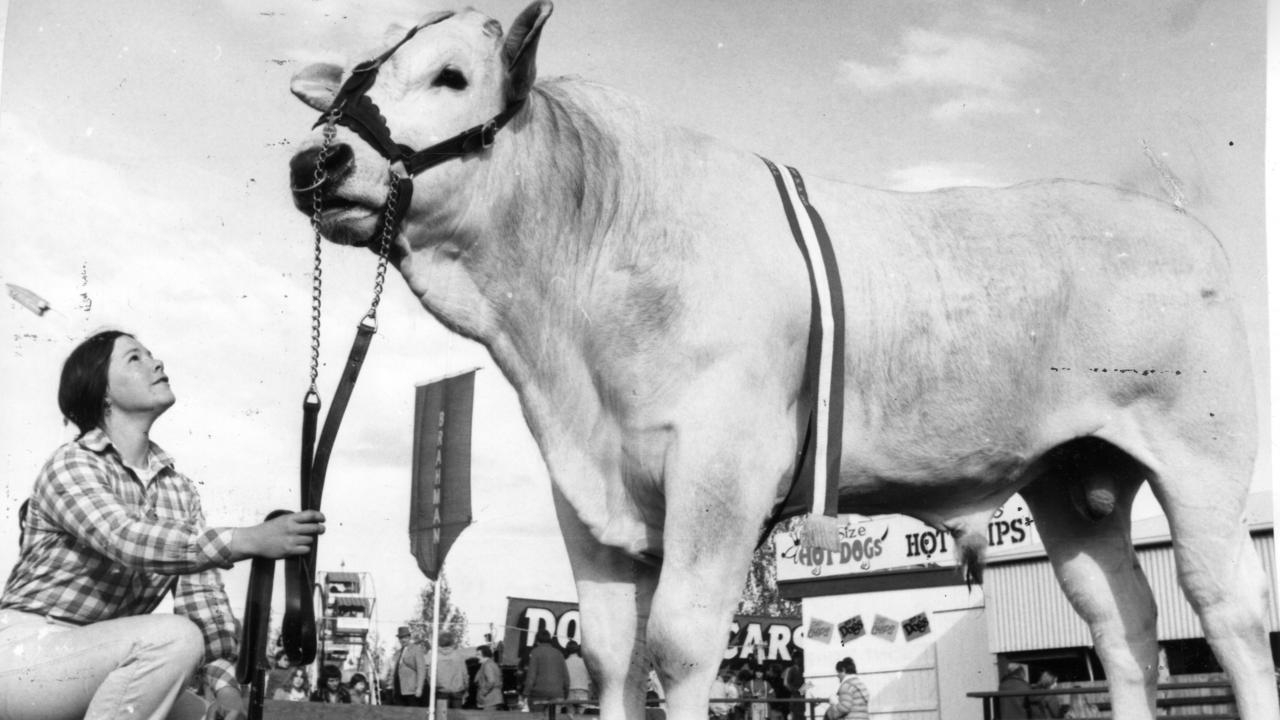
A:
[237,113,396,720]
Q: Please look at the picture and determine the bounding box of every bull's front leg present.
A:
[551,485,658,720]
[645,416,791,720]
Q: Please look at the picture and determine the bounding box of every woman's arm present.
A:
[40,447,323,573]
[40,450,235,574]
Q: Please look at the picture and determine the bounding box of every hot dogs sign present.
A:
[775,498,1040,580]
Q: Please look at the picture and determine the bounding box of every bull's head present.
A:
[288,2,552,250]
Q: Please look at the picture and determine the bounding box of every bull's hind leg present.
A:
[1144,440,1279,720]
[552,487,658,720]
[1021,440,1160,719]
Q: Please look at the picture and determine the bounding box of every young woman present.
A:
[824,657,869,720]
[0,330,326,720]
[275,668,312,702]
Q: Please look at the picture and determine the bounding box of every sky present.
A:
[0,0,1273,657]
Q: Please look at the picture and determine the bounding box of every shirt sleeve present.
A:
[39,448,236,574]
[173,492,241,697]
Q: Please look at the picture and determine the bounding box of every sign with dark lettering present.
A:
[838,615,865,645]
[902,612,931,641]
[501,597,803,667]
[776,498,1040,581]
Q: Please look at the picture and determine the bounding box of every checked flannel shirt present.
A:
[1,428,241,695]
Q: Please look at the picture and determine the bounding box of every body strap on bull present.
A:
[237,13,525,717]
[759,157,846,552]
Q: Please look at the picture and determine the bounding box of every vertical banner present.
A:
[409,370,477,580]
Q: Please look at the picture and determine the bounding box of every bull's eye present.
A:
[433,67,468,91]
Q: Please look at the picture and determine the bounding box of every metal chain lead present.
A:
[366,179,397,322]
[309,111,339,394]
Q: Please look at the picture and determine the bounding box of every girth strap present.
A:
[759,157,846,549]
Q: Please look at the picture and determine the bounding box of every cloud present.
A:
[844,29,1037,93]
[883,162,1011,192]
[929,95,1024,122]
[217,0,469,66]
[841,23,1041,122]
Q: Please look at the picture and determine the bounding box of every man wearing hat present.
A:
[392,625,430,706]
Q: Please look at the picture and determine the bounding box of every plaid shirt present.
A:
[1,428,240,695]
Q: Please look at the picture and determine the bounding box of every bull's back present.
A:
[797,177,1246,504]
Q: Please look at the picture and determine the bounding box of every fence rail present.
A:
[966,680,1255,720]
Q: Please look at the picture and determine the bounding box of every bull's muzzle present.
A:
[289,143,355,211]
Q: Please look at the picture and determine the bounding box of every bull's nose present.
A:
[289,143,355,206]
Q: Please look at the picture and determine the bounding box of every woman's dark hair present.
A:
[58,330,131,435]
[835,657,857,674]
[350,672,368,686]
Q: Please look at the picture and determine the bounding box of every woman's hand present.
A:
[229,510,326,560]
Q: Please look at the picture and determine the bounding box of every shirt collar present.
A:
[79,427,176,471]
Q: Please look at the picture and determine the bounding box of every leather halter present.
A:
[313,11,526,245]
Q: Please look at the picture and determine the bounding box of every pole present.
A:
[428,584,442,720]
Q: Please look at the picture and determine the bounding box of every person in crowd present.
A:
[311,664,352,703]
[1029,669,1069,718]
[435,631,470,708]
[0,330,326,720]
[264,650,295,700]
[781,651,807,720]
[734,667,757,720]
[764,665,786,720]
[524,628,570,712]
[348,672,373,704]
[476,644,506,710]
[824,657,869,720]
[393,625,430,706]
[711,667,740,720]
[274,668,311,701]
[564,640,592,711]
[997,663,1032,720]
[744,667,774,720]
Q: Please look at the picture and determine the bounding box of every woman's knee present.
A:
[136,615,205,669]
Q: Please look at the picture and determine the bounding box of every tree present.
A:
[737,528,799,617]
[412,574,469,645]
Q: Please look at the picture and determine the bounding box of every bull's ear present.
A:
[503,1,553,103]
[291,63,344,111]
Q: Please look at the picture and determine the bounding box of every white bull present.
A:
[287,4,1278,719]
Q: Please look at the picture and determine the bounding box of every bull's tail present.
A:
[945,513,991,589]
[954,527,987,588]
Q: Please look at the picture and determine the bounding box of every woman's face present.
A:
[105,336,174,418]
[292,671,306,688]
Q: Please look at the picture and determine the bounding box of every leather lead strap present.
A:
[238,320,378,689]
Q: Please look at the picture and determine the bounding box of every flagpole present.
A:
[428,583,441,720]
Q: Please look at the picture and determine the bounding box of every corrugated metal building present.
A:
[776,492,1276,720]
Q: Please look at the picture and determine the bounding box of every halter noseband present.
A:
[315,12,525,245]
